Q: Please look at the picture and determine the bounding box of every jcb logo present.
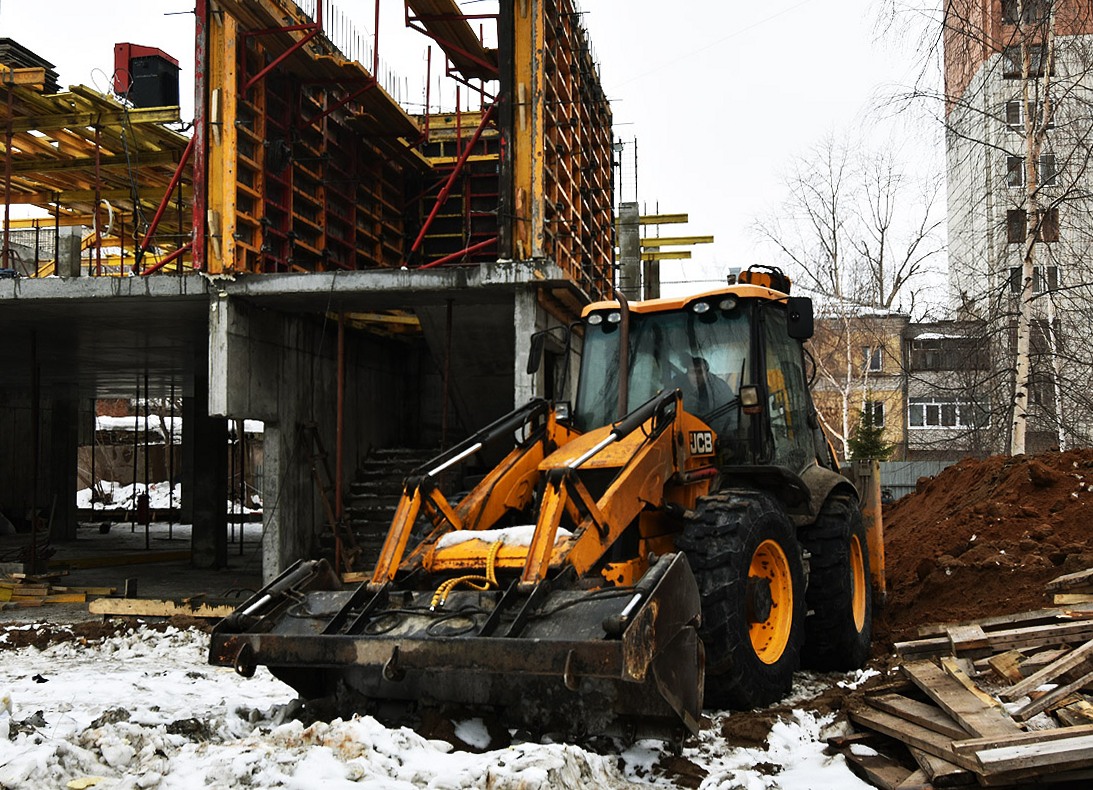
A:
[689,431,714,455]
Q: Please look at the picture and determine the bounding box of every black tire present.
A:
[677,491,806,710]
[801,496,873,671]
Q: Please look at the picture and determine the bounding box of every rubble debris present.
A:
[844,565,1093,788]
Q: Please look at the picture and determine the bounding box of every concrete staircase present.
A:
[343,447,439,571]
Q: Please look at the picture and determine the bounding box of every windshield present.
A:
[574,302,752,437]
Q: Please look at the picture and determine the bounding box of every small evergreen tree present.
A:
[848,402,893,460]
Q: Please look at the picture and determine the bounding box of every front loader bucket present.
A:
[210,553,704,739]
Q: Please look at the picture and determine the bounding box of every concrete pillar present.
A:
[617,202,641,300]
[48,392,79,541]
[513,288,539,408]
[190,374,228,569]
[180,395,195,525]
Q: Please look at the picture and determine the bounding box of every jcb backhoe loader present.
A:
[210,265,881,740]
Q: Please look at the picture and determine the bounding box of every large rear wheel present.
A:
[801,496,873,670]
[678,491,805,710]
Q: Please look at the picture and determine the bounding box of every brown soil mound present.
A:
[875,449,1093,648]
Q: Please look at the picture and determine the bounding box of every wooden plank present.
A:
[868,694,969,740]
[998,638,1093,702]
[1012,667,1093,722]
[953,723,1093,755]
[848,706,980,772]
[51,551,191,570]
[88,598,235,619]
[984,619,1093,652]
[903,661,1022,738]
[1055,593,1093,605]
[907,745,974,786]
[1019,647,1070,676]
[917,604,1093,637]
[842,750,915,790]
[974,732,1093,775]
[894,769,932,789]
[987,650,1024,684]
[1047,567,1093,591]
[946,624,989,653]
[939,657,1002,709]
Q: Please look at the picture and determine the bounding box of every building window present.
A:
[1009,265,1059,293]
[909,398,989,429]
[863,400,884,428]
[1003,44,1051,78]
[1002,0,1051,24]
[1040,154,1057,186]
[909,337,988,371]
[1006,99,1052,129]
[1006,155,1057,187]
[1006,207,1059,243]
[863,345,883,373]
[1007,156,1024,187]
[1040,207,1059,241]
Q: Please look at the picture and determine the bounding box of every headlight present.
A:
[691,301,710,314]
[606,312,622,324]
[718,297,738,311]
[587,313,603,325]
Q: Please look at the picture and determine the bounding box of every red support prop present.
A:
[410,101,496,255]
[139,242,192,276]
[137,134,195,271]
[417,235,496,270]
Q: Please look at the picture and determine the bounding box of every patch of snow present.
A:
[0,625,876,789]
[454,717,491,749]
[436,525,573,550]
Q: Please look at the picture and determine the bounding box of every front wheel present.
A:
[678,492,805,710]
[801,497,873,671]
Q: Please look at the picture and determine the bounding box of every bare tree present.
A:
[883,0,1093,455]
[754,137,943,461]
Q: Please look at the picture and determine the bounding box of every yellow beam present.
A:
[0,65,47,88]
[641,251,692,261]
[343,311,421,326]
[11,150,180,173]
[640,235,714,248]
[621,213,688,226]
[4,187,192,207]
[9,106,181,134]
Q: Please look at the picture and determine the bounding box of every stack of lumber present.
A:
[837,571,1093,788]
[0,572,115,608]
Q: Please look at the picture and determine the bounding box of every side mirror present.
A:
[527,331,548,374]
[786,296,814,340]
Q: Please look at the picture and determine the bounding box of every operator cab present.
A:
[572,268,819,475]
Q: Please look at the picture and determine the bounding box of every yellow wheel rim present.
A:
[748,539,794,665]
[850,533,867,631]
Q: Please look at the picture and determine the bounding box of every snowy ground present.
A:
[0,624,877,789]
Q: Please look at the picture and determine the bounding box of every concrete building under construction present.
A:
[0,0,618,580]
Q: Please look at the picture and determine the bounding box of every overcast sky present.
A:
[1,0,942,296]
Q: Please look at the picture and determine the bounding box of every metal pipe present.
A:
[140,242,192,276]
[144,367,150,550]
[335,314,345,523]
[442,299,452,448]
[3,82,12,270]
[427,442,482,478]
[373,0,380,76]
[137,134,195,269]
[94,126,102,276]
[409,103,496,256]
[416,235,496,270]
[193,0,209,271]
[615,288,631,420]
[244,28,321,92]
[169,378,175,540]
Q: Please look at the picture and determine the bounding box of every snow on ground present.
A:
[77,482,262,516]
[0,625,874,789]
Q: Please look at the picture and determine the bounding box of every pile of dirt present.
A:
[875,448,1093,647]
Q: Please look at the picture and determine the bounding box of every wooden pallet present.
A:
[847,567,1093,788]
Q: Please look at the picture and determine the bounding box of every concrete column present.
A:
[48,392,79,541]
[180,395,195,525]
[617,202,641,299]
[513,288,539,408]
[190,374,228,569]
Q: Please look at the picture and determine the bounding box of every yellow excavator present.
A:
[210,265,882,740]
